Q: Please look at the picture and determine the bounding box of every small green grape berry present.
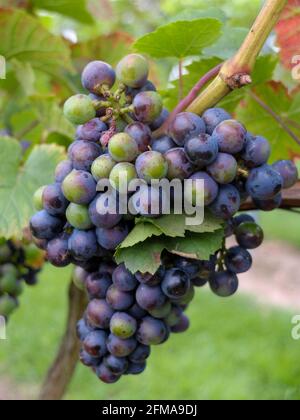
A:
[33,186,46,211]
[64,94,96,125]
[108,133,139,162]
[0,274,18,295]
[66,203,93,230]
[135,151,168,184]
[109,163,137,191]
[91,154,116,181]
[133,92,163,124]
[116,54,149,88]
[0,295,18,317]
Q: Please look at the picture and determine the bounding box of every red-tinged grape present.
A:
[135,151,168,183]
[77,118,108,142]
[184,172,219,206]
[213,119,246,154]
[171,314,190,333]
[96,364,121,384]
[82,61,116,93]
[106,284,134,310]
[83,330,108,358]
[133,92,163,124]
[125,122,152,153]
[64,94,96,125]
[225,246,252,274]
[272,160,298,189]
[207,153,238,184]
[43,183,69,216]
[46,235,71,267]
[108,133,139,162]
[202,108,231,135]
[86,299,114,329]
[137,316,169,345]
[86,272,112,299]
[235,222,264,250]
[164,148,194,180]
[68,140,102,172]
[168,112,206,146]
[62,170,97,205]
[184,133,219,167]
[116,54,149,88]
[79,350,101,368]
[136,284,166,311]
[30,210,65,240]
[110,312,137,339]
[107,334,137,357]
[112,263,138,292]
[210,271,239,297]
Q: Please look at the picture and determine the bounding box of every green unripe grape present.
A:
[133,92,163,124]
[135,151,168,184]
[91,154,116,181]
[116,54,149,88]
[109,163,137,191]
[33,186,46,211]
[73,266,88,291]
[66,203,93,230]
[0,243,13,264]
[64,94,96,125]
[0,274,18,295]
[24,244,45,269]
[0,295,18,317]
[108,133,139,162]
[110,312,137,339]
[1,263,18,278]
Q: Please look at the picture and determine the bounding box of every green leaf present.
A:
[31,96,75,141]
[0,137,65,239]
[10,59,36,96]
[115,230,224,274]
[168,8,227,24]
[0,9,73,77]
[133,19,222,59]
[119,223,162,249]
[236,83,300,160]
[204,27,248,60]
[32,0,94,24]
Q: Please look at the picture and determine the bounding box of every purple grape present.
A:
[150,108,170,131]
[164,148,194,180]
[103,355,128,375]
[133,92,163,124]
[192,277,208,287]
[210,271,239,297]
[77,319,92,341]
[86,299,114,329]
[149,301,172,319]
[225,246,252,274]
[83,330,108,358]
[68,230,98,261]
[129,344,151,363]
[62,170,97,205]
[96,364,121,384]
[235,222,264,250]
[213,119,246,154]
[79,350,101,368]
[110,312,137,339]
[131,185,167,218]
[89,195,122,229]
[55,160,73,183]
[106,285,134,310]
[137,316,168,345]
[43,183,69,216]
[125,122,152,153]
[96,223,129,250]
[202,108,231,135]
[86,272,112,299]
[272,160,298,189]
[242,135,271,168]
[76,118,107,142]
[30,210,65,240]
[136,284,166,311]
[98,262,117,276]
[68,140,102,172]
[107,334,137,357]
[209,185,241,220]
[253,193,282,211]
[174,256,200,278]
[234,214,255,227]
[164,305,183,327]
[224,218,235,238]
[128,303,147,319]
[207,153,238,184]
[171,314,190,333]
[185,172,219,206]
[82,61,116,93]
[173,285,195,305]
[151,136,176,154]
[246,164,283,200]
[125,80,157,101]
[112,263,138,292]
[184,133,218,167]
[161,269,190,299]
[168,112,206,146]
[126,361,147,375]
[46,235,71,267]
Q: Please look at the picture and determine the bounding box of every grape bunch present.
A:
[29,53,298,384]
[0,240,44,320]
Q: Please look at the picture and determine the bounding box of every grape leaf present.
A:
[115,230,224,274]
[0,8,73,76]
[119,223,162,249]
[168,8,227,24]
[0,137,65,239]
[204,27,248,60]
[133,19,222,59]
[236,83,300,160]
[10,59,36,96]
[32,0,94,24]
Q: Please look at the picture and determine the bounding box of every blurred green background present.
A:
[0,0,300,401]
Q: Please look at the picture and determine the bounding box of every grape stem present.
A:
[248,91,300,147]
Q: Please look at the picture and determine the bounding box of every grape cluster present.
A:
[29,53,298,384]
[0,241,44,320]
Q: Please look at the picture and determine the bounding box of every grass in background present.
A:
[0,263,299,401]
[261,210,300,249]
